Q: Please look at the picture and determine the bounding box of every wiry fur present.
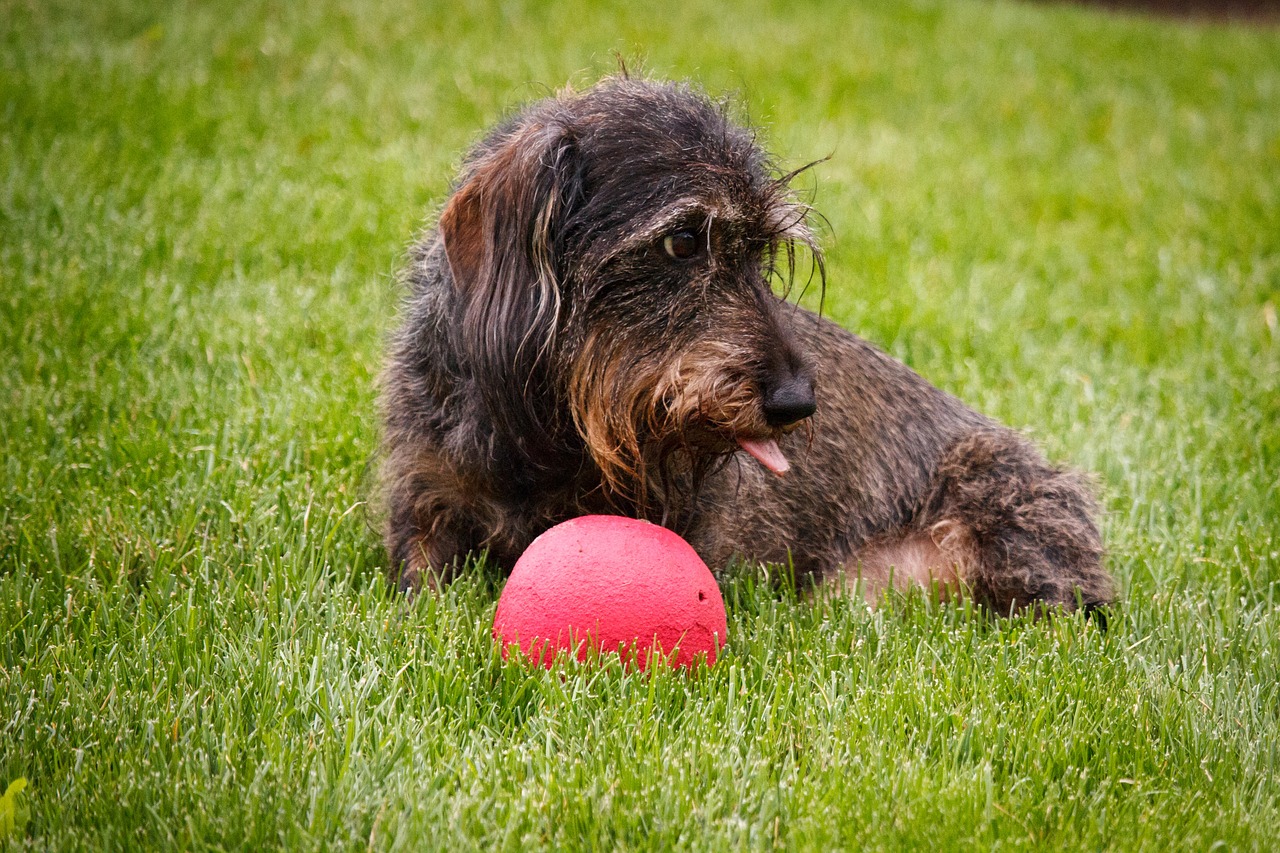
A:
[378,77,1114,616]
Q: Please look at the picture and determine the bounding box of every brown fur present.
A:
[377,77,1114,617]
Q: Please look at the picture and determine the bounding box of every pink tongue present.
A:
[737,437,790,474]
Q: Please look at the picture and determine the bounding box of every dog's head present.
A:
[437,77,821,501]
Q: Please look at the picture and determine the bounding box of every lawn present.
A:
[2,0,1279,848]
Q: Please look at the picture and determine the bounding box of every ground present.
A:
[1,0,1278,849]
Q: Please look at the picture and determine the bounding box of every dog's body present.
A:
[380,78,1113,615]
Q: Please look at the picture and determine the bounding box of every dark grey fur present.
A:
[378,77,1114,616]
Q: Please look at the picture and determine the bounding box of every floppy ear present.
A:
[438,121,580,391]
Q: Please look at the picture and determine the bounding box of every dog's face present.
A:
[438,79,819,499]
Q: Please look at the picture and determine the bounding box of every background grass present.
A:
[2,0,1279,848]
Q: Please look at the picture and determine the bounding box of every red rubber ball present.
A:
[493,515,728,670]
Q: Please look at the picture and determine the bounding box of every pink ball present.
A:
[492,515,728,670]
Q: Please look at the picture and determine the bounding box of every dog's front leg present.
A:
[388,523,472,595]
[382,444,482,595]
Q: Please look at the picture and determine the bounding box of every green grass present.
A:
[3,0,1279,848]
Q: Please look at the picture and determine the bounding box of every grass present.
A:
[2,0,1279,848]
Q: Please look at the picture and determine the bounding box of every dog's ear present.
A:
[437,174,490,297]
[440,120,579,357]
[442,125,570,299]
[439,118,582,439]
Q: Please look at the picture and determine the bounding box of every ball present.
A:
[492,515,728,670]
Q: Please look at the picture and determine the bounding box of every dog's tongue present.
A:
[737,437,790,475]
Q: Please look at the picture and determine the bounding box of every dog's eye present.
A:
[662,230,701,260]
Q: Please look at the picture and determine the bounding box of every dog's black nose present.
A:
[762,374,816,427]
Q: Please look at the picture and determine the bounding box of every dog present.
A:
[378,76,1114,617]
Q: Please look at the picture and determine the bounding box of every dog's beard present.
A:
[569,332,791,505]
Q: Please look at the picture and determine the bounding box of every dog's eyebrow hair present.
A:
[601,199,747,262]
[613,199,743,252]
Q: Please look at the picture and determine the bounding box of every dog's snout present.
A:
[762,373,816,427]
